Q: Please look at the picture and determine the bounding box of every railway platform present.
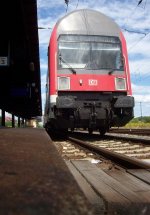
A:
[0,128,93,215]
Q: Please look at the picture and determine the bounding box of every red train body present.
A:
[44,9,134,135]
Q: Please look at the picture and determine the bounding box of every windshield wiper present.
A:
[108,70,115,75]
[59,53,76,74]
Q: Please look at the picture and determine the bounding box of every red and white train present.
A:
[44,9,134,136]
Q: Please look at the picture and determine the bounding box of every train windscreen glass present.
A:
[58,35,124,73]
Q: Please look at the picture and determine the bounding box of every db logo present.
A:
[88,79,98,86]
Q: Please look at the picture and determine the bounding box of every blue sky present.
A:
[37,0,150,118]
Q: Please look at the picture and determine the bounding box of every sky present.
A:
[37,0,150,118]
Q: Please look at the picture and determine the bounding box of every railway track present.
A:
[52,132,150,215]
[54,134,150,169]
[69,137,150,169]
[53,131,150,169]
[109,128,150,136]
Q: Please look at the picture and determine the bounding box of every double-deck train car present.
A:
[44,9,134,136]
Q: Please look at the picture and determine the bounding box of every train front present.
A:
[46,9,134,135]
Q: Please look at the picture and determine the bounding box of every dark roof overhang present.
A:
[0,0,42,119]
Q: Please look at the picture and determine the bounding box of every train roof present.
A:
[56,9,120,38]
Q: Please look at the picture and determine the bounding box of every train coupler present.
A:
[89,102,97,128]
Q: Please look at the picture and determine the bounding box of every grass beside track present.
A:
[119,122,150,129]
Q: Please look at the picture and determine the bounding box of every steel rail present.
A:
[68,137,150,169]
[105,133,150,145]
[109,128,150,136]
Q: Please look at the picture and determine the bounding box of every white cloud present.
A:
[132,83,150,96]
[40,58,47,70]
[38,29,51,45]
[41,91,46,110]
[37,0,64,9]
[41,74,47,90]
[132,83,150,117]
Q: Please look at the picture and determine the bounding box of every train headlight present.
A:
[58,77,70,90]
[115,77,126,90]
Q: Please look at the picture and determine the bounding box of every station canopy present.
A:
[0,0,42,119]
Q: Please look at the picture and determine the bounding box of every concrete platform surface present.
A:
[0,128,94,215]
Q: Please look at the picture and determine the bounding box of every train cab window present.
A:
[58,35,124,73]
[58,42,90,69]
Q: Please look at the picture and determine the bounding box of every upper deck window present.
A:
[58,35,124,73]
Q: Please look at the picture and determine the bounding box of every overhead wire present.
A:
[129,32,150,83]
[65,0,69,13]
[75,0,80,9]
[123,5,138,28]
[123,0,147,30]
[65,0,80,12]
[123,28,146,35]
[128,31,150,51]
[38,27,52,29]
[137,0,143,6]
[122,1,150,83]
[137,0,147,8]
